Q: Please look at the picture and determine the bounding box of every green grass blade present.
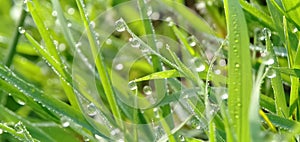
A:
[0,64,110,139]
[264,28,289,117]
[224,0,252,141]
[0,122,37,142]
[239,0,275,30]
[26,0,79,109]
[74,0,123,128]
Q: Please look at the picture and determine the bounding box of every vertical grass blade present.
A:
[74,0,123,128]
[224,0,252,141]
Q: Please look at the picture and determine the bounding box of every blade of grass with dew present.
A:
[74,0,123,128]
[0,79,57,122]
[0,122,37,142]
[239,0,275,30]
[172,25,196,56]
[224,0,252,141]
[0,65,110,139]
[265,113,300,130]
[0,105,55,142]
[284,16,300,119]
[264,28,289,117]
[26,0,79,109]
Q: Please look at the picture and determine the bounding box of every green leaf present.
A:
[224,0,252,141]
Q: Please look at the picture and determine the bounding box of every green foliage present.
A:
[1,0,300,141]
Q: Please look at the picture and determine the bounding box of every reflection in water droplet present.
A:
[192,58,205,72]
[52,11,57,17]
[67,8,75,15]
[187,36,196,47]
[87,103,97,117]
[221,93,228,100]
[128,81,137,91]
[261,52,274,65]
[18,27,25,34]
[14,122,24,134]
[178,135,185,141]
[115,18,126,32]
[143,86,152,95]
[165,17,174,27]
[147,6,153,16]
[129,38,140,48]
[266,68,276,79]
[115,63,124,71]
[61,117,70,127]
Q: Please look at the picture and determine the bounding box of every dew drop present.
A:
[18,27,25,34]
[115,18,126,32]
[14,122,24,134]
[192,58,205,72]
[262,28,271,38]
[165,17,174,27]
[261,52,274,65]
[61,117,70,127]
[129,38,140,48]
[90,21,95,28]
[106,38,112,45]
[221,93,228,100]
[115,63,124,71]
[52,11,57,17]
[235,63,240,68]
[110,128,120,136]
[178,135,185,141]
[0,129,3,134]
[67,8,75,15]
[128,81,137,91]
[147,6,153,16]
[15,98,26,106]
[266,68,276,79]
[143,85,152,95]
[87,103,97,117]
[293,28,298,33]
[187,36,197,47]
[67,23,72,27]
[83,136,90,142]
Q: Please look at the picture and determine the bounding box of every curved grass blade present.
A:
[239,0,275,30]
[224,0,252,141]
[0,64,110,139]
[0,122,37,142]
[26,0,79,109]
[264,28,289,117]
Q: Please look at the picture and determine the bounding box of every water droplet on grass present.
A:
[143,85,152,95]
[192,58,205,72]
[0,129,3,134]
[115,63,124,70]
[129,38,140,48]
[52,11,57,17]
[90,21,95,28]
[67,8,75,15]
[187,36,196,47]
[87,103,97,117]
[128,81,137,91]
[266,68,276,79]
[261,52,274,65]
[18,27,25,34]
[178,135,185,141]
[61,117,70,127]
[221,93,228,100]
[147,6,153,16]
[67,23,72,27]
[14,122,24,134]
[115,18,126,32]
